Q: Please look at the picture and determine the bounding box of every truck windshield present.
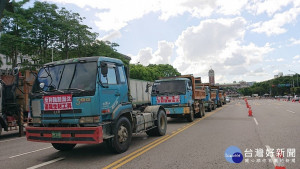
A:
[33,62,97,92]
[152,80,186,95]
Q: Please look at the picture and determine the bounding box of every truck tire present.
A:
[146,109,167,136]
[187,106,195,122]
[51,143,76,151]
[207,104,212,112]
[212,103,216,110]
[195,104,202,118]
[218,101,222,107]
[108,116,132,153]
[201,103,205,117]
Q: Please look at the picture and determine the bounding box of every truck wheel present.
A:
[195,105,202,118]
[212,103,216,110]
[187,106,195,122]
[218,101,222,107]
[146,109,167,136]
[202,104,205,117]
[109,117,132,153]
[51,143,76,151]
[207,104,212,112]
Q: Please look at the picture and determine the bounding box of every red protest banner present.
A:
[43,94,73,110]
[156,95,180,104]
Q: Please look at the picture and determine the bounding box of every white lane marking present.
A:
[253,118,258,125]
[26,157,65,169]
[9,147,52,158]
[286,110,295,114]
[265,145,276,167]
[0,137,25,143]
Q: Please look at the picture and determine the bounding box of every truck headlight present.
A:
[79,116,100,123]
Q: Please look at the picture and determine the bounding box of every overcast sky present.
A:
[35,0,300,83]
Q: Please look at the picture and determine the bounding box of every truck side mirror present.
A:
[101,62,108,77]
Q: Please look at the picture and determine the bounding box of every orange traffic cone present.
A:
[274,150,286,169]
[248,107,252,116]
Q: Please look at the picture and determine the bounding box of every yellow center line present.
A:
[104,107,224,169]
[102,135,170,169]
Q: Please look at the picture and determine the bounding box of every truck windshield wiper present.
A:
[171,91,185,95]
[49,89,65,93]
[35,90,48,94]
[66,88,85,92]
[159,92,171,95]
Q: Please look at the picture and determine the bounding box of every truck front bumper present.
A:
[165,107,190,115]
[26,126,103,144]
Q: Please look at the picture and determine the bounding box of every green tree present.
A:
[130,63,181,81]
[0,0,12,32]
[85,40,129,66]
[0,0,29,68]
[238,75,297,96]
[26,1,59,63]
[56,8,97,60]
[148,64,181,79]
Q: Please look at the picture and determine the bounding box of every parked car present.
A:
[294,95,300,101]
[226,97,230,103]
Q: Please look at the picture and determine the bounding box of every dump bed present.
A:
[1,70,36,112]
[210,91,217,99]
[199,83,217,100]
[173,75,206,100]
[129,79,152,105]
[219,90,224,98]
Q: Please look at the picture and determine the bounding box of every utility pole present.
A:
[289,70,299,87]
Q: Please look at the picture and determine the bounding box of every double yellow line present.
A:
[103,107,224,169]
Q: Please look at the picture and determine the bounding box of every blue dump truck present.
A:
[151,75,206,122]
[201,83,217,112]
[211,86,224,107]
[218,89,226,106]
[220,89,227,105]
[26,56,167,153]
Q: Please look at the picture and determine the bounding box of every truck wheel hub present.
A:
[118,125,128,143]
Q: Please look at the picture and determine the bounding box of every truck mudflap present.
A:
[26,126,103,144]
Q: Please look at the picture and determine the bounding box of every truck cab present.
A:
[151,76,205,122]
[151,78,193,105]
[212,88,222,107]
[29,57,128,126]
[203,86,216,112]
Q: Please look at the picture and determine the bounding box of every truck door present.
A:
[99,63,121,116]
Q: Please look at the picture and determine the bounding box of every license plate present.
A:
[52,132,61,138]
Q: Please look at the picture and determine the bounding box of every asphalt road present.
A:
[0,99,299,169]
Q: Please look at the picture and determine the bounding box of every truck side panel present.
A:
[129,79,152,105]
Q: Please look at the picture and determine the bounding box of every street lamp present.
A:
[289,70,299,87]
